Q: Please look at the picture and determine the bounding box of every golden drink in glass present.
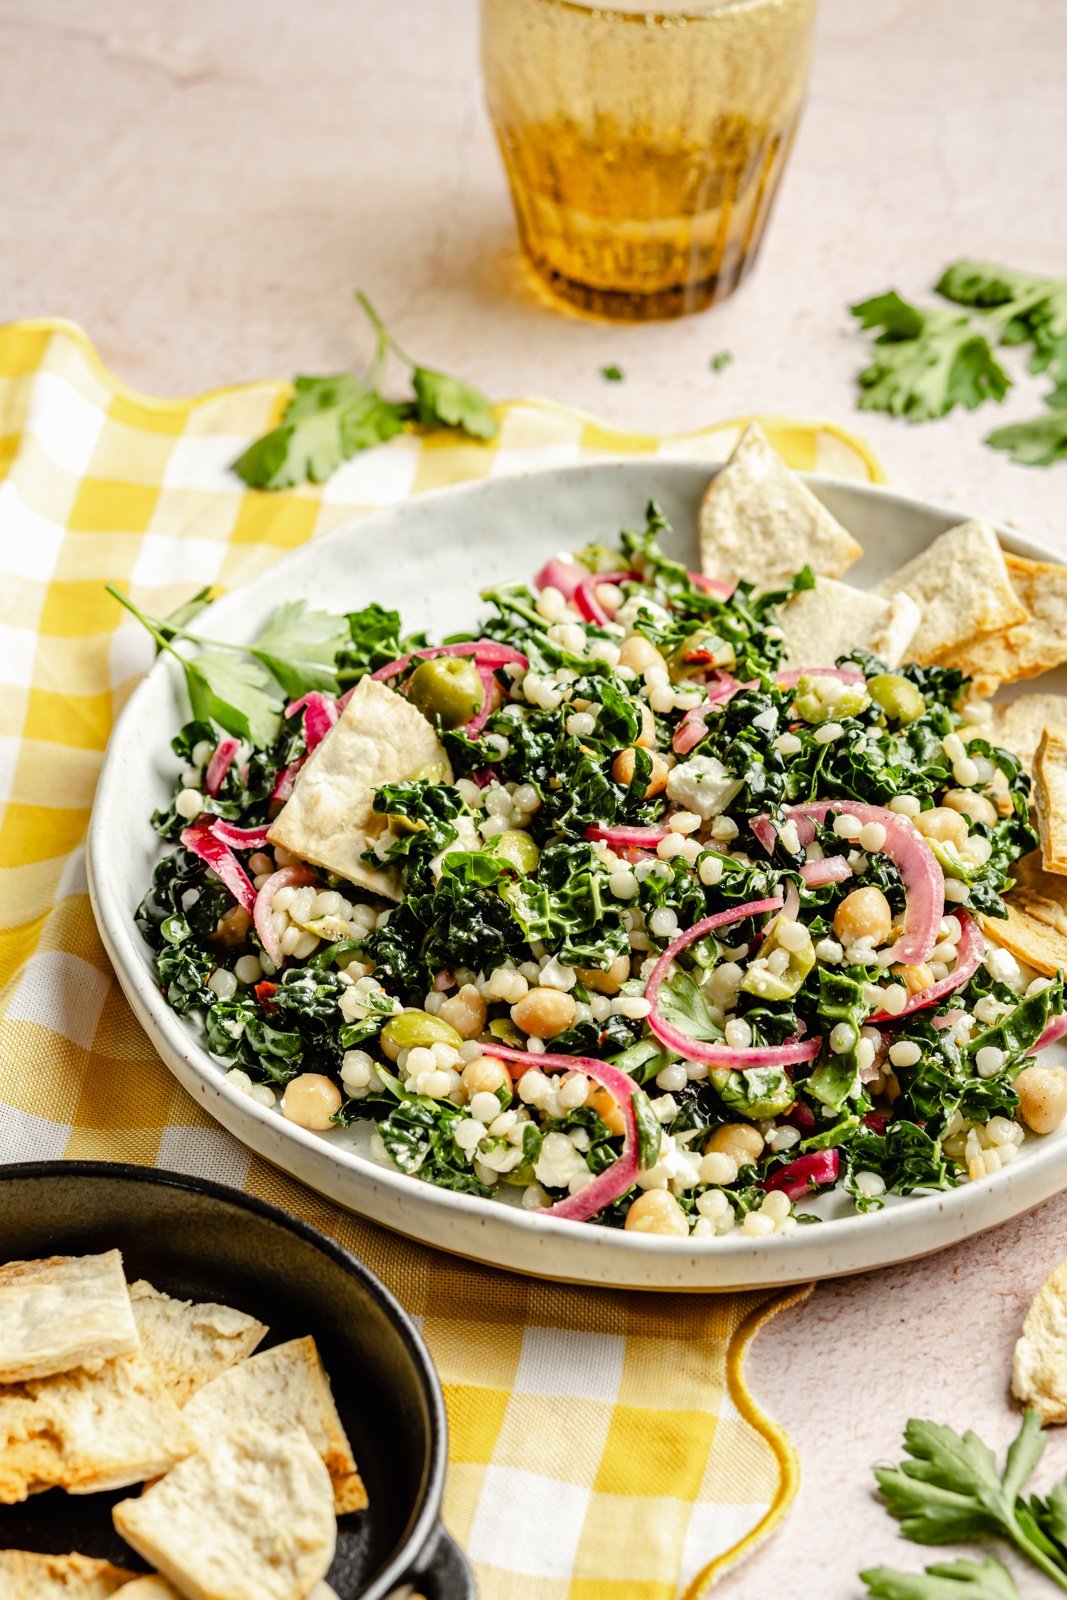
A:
[481,0,818,321]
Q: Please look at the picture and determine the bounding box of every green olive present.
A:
[869,673,925,724]
[380,1009,463,1061]
[792,675,870,724]
[406,657,484,729]
[494,829,540,875]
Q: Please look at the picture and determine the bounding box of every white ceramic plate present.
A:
[89,461,1067,1291]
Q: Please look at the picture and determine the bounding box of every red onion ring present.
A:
[573,571,634,627]
[480,1044,644,1224]
[179,824,256,917]
[763,1148,840,1200]
[370,640,528,684]
[252,864,317,968]
[203,737,240,798]
[868,912,982,1023]
[585,823,669,850]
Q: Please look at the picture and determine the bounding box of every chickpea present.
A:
[510,986,577,1039]
[281,1073,342,1130]
[576,951,632,996]
[619,635,668,676]
[833,886,894,948]
[1013,1066,1067,1135]
[624,1189,689,1236]
[587,1081,627,1137]
[436,985,487,1041]
[612,747,669,795]
[705,1123,764,1165]
[460,1056,513,1099]
[895,962,935,996]
[942,788,998,828]
[380,1010,463,1062]
[914,807,969,850]
[213,904,251,947]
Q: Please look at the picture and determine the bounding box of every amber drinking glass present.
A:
[481,0,818,321]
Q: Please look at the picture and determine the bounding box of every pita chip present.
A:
[113,1583,182,1600]
[1013,1261,1067,1425]
[181,1334,367,1514]
[981,873,1067,978]
[993,694,1067,777]
[268,675,450,901]
[113,1423,336,1600]
[0,1353,194,1503]
[776,576,920,672]
[0,1250,139,1384]
[0,1552,138,1600]
[128,1280,267,1406]
[1035,728,1067,876]
[698,423,862,589]
[947,553,1067,694]
[875,519,1027,664]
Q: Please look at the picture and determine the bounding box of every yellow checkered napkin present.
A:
[0,320,882,1598]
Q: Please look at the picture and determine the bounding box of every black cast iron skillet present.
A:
[0,1161,475,1599]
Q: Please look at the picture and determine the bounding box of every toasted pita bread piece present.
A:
[993,694,1067,776]
[0,1552,138,1600]
[1035,728,1067,877]
[0,1250,139,1384]
[775,576,920,672]
[946,553,1067,694]
[113,1423,336,1600]
[128,1280,267,1407]
[268,675,450,901]
[181,1334,367,1514]
[0,1353,194,1503]
[698,423,862,589]
[1013,1260,1067,1424]
[875,519,1027,665]
[981,881,1067,979]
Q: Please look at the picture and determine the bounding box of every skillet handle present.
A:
[403,1523,477,1600]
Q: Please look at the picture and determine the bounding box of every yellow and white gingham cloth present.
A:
[0,320,884,1599]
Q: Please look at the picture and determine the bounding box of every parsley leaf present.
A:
[233,375,409,491]
[987,408,1067,466]
[875,1410,1067,1591]
[936,260,1067,380]
[411,365,498,439]
[851,291,1012,421]
[185,651,281,749]
[710,350,733,372]
[861,1557,1019,1600]
[248,600,351,697]
[600,364,625,382]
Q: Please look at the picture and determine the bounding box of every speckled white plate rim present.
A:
[87,459,1067,1291]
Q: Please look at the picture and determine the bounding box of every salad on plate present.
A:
[124,425,1067,1242]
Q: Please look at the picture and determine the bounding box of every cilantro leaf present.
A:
[411,366,498,440]
[185,651,281,748]
[936,260,1067,377]
[987,408,1067,466]
[233,375,409,491]
[861,1557,1019,1600]
[248,599,350,696]
[851,291,1012,421]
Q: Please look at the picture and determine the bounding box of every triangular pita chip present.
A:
[947,553,1067,694]
[875,519,1027,664]
[129,1280,267,1406]
[1012,1260,1067,1425]
[268,675,450,900]
[1035,728,1067,876]
[0,1552,138,1600]
[993,694,1067,776]
[181,1334,367,1514]
[699,423,862,589]
[113,1423,335,1600]
[775,576,920,672]
[0,1250,139,1384]
[0,1353,194,1503]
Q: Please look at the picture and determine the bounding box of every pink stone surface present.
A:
[4,1,1067,1593]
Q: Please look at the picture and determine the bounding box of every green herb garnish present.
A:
[600,364,625,382]
[709,350,733,372]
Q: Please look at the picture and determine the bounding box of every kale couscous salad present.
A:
[115,425,1067,1242]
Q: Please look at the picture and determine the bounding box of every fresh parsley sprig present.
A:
[233,293,498,492]
[107,585,350,746]
[851,260,1067,465]
[863,1409,1067,1595]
